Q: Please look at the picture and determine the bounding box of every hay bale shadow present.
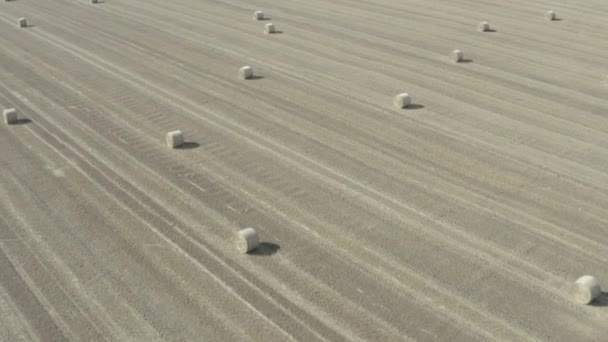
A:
[249,242,280,256]
[177,142,200,150]
[13,118,31,125]
[590,292,608,307]
[406,104,425,110]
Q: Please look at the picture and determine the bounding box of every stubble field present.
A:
[1,0,608,341]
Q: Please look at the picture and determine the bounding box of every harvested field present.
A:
[1,0,608,341]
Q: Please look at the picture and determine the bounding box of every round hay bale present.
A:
[239,66,254,80]
[165,130,184,148]
[451,50,464,63]
[545,11,556,21]
[264,23,276,34]
[254,11,264,21]
[3,108,18,125]
[393,93,411,109]
[571,276,601,304]
[236,228,259,254]
[478,21,490,32]
[18,18,27,28]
